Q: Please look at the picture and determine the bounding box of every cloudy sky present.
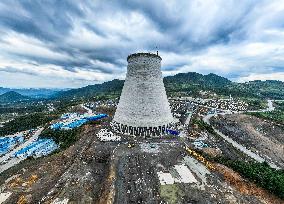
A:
[0,0,284,88]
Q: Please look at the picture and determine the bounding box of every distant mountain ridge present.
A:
[2,72,282,101]
[0,87,65,98]
[0,91,30,103]
[240,80,284,99]
[55,79,124,99]
[164,72,231,87]
[56,72,284,100]
[164,73,284,99]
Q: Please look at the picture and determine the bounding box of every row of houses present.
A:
[14,138,58,159]
[51,113,108,130]
[0,135,24,156]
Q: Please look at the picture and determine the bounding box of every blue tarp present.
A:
[14,138,57,157]
[62,119,88,129]
[51,114,108,130]
[166,129,180,136]
[61,114,69,119]
[34,142,58,156]
[50,122,63,130]
[0,135,24,155]
[84,114,108,121]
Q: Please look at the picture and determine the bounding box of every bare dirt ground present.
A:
[0,124,114,203]
[211,114,284,168]
[0,122,283,203]
[111,140,278,204]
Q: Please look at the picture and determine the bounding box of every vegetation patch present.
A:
[0,105,45,114]
[275,101,284,111]
[203,153,284,200]
[247,102,284,125]
[54,72,284,100]
[39,128,81,150]
[191,118,215,134]
[194,117,284,199]
[160,184,184,204]
[225,160,284,199]
[247,111,284,125]
[0,113,56,135]
[243,98,267,110]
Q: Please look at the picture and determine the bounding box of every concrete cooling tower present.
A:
[112,52,174,137]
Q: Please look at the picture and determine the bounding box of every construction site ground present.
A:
[210,114,284,169]
[0,123,283,203]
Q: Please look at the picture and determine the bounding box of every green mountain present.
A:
[240,80,284,99]
[55,72,284,100]
[164,72,231,87]
[0,91,30,103]
[0,87,63,98]
[164,72,232,95]
[56,79,124,99]
[164,73,284,99]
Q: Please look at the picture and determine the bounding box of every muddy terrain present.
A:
[0,125,114,203]
[211,114,284,168]
[0,122,283,203]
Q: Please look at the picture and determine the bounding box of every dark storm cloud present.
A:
[115,0,258,51]
[0,0,283,88]
[0,1,83,41]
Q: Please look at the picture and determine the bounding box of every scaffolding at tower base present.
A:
[111,121,175,137]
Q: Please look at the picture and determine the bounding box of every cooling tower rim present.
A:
[127,52,162,62]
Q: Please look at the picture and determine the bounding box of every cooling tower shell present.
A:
[112,52,174,136]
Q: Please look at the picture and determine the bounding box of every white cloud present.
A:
[0,0,284,87]
[0,31,71,61]
[0,57,122,88]
[238,72,284,82]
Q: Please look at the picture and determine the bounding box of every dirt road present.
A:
[211,114,284,169]
[203,100,281,170]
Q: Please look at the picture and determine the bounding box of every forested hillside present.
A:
[55,72,284,100]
